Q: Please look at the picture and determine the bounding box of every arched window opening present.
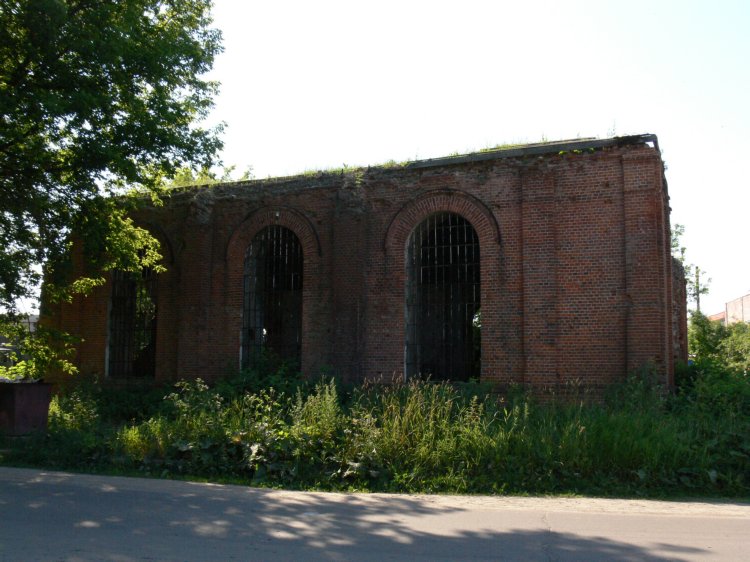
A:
[108,267,157,378]
[242,226,303,368]
[405,212,480,381]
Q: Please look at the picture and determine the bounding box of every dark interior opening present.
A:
[242,225,303,368]
[405,212,481,381]
[108,267,157,378]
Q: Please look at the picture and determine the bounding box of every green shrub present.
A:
[2,364,747,497]
[721,322,750,374]
[214,351,305,397]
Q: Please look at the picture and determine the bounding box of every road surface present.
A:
[0,467,747,561]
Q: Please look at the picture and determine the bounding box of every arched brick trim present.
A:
[384,189,501,256]
[224,207,323,375]
[378,189,504,383]
[226,206,321,263]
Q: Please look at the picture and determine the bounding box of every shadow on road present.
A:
[0,468,722,561]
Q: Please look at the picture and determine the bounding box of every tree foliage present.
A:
[0,0,223,311]
[721,321,750,374]
[688,311,750,374]
[688,312,727,363]
[671,223,710,311]
[167,164,252,188]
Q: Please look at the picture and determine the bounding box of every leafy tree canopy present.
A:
[671,223,710,311]
[721,321,750,374]
[688,311,727,363]
[688,311,750,374]
[0,0,224,313]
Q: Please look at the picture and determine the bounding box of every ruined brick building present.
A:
[49,134,688,392]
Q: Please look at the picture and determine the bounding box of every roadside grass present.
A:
[1,362,748,498]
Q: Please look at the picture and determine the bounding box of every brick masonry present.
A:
[47,135,688,393]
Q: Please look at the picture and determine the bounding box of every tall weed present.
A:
[2,365,747,497]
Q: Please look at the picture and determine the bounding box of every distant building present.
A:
[726,294,750,324]
[708,311,727,323]
[709,294,750,326]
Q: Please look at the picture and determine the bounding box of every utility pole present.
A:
[694,266,709,313]
[695,268,701,313]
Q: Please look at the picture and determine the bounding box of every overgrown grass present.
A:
[1,363,748,497]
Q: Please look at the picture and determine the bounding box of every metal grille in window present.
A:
[405,212,481,381]
[108,268,157,378]
[242,226,303,368]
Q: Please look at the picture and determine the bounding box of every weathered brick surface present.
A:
[47,136,686,393]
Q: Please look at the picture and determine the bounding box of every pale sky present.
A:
[205,0,750,316]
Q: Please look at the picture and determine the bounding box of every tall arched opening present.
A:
[405,212,480,381]
[107,267,158,378]
[242,225,303,368]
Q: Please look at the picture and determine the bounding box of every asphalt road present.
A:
[0,467,747,561]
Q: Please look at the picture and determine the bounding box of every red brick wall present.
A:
[48,138,683,393]
[672,258,688,365]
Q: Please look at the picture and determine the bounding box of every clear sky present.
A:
[204,0,749,315]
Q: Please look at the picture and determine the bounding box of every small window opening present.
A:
[108,267,157,378]
[405,212,481,381]
[242,226,303,368]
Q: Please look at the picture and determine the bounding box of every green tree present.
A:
[688,266,711,313]
[688,311,750,374]
[1,0,223,312]
[721,322,750,374]
[688,311,727,362]
[671,223,686,262]
[671,224,710,311]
